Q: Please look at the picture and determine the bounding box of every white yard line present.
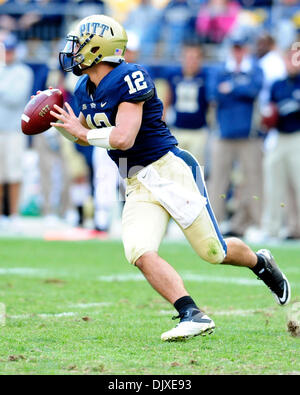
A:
[0,267,298,290]
[8,314,32,320]
[38,312,77,318]
[68,302,112,308]
[98,274,145,282]
[212,309,268,316]
[7,302,112,320]
[182,273,260,286]
[97,272,300,288]
[0,268,48,276]
[8,306,277,320]
[97,273,261,286]
[8,312,77,320]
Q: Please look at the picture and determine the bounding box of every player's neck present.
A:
[86,63,115,87]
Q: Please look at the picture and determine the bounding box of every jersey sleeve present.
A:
[119,65,155,103]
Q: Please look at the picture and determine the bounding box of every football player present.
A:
[50,15,291,341]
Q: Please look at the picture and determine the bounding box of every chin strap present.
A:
[72,60,100,76]
[72,65,84,76]
[72,53,105,76]
[72,57,123,76]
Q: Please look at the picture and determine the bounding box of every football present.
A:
[260,103,279,131]
[21,88,64,135]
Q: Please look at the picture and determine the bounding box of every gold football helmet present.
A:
[59,15,128,75]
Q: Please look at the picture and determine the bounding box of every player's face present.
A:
[182,47,202,76]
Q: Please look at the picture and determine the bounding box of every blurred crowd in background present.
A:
[0,0,300,242]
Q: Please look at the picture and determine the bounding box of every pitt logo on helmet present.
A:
[59,15,128,76]
[79,23,109,37]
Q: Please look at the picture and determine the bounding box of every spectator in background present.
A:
[255,32,286,109]
[124,0,161,62]
[72,0,107,19]
[62,61,118,234]
[255,34,299,241]
[196,0,241,44]
[0,33,33,228]
[161,0,192,59]
[208,36,263,237]
[92,147,120,234]
[236,0,273,6]
[0,0,69,41]
[124,30,140,63]
[61,138,92,228]
[262,49,300,240]
[33,127,74,225]
[163,42,209,166]
[105,0,140,23]
[274,0,298,51]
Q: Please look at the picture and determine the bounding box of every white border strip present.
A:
[97,273,261,286]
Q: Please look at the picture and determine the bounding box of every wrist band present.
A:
[87,127,115,149]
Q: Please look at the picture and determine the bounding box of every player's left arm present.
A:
[86,100,144,149]
[50,101,144,150]
[109,101,144,150]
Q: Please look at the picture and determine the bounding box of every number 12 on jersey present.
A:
[124,71,148,94]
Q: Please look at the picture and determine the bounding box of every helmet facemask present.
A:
[59,34,102,76]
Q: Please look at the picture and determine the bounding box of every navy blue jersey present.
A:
[271,75,300,134]
[74,61,177,177]
[166,66,208,129]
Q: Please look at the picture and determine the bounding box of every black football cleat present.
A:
[256,249,291,306]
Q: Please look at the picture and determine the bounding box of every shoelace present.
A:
[172,310,198,321]
[172,313,184,321]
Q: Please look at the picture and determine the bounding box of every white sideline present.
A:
[97,273,261,286]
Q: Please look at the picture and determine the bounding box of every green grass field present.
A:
[0,238,299,375]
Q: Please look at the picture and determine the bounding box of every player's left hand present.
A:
[50,102,89,142]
